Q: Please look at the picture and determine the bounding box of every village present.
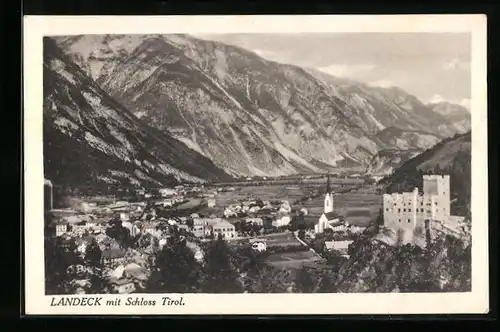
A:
[43,172,469,295]
[43,174,379,294]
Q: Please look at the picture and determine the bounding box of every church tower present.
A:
[324,173,334,213]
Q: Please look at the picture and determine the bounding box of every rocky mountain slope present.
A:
[428,101,471,135]
[52,34,466,177]
[365,148,423,176]
[43,38,230,190]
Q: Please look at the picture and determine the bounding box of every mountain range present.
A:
[45,34,471,183]
[43,37,231,190]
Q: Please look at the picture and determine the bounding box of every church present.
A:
[314,174,345,234]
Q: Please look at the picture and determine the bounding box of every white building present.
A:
[274,215,291,227]
[245,217,264,226]
[315,174,345,234]
[191,218,236,239]
[212,220,236,239]
[325,240,353,251]
[55,222,68,237]
[383,175,464,231]
[159,188,176,197]
[111,278,136,294]
[250,239,267,252]
[207,197,216,208]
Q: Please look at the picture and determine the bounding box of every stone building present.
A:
[383,174,463,231]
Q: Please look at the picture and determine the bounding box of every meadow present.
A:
[266,250,320,269]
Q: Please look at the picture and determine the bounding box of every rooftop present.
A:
[323,211,341,221]
[325,240,353,250]
[213,220,235,229]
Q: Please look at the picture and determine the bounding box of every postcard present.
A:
[23,14,489,315]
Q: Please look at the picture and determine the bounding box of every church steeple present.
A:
[324,173,334,214]
[326,173,331,194]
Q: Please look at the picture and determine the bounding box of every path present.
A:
[293,230,323,260]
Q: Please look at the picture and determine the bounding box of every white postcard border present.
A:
[23,14,489,315]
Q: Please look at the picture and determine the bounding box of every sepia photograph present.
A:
[24,15,488,315]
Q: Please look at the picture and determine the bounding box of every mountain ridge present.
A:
[43,37,231,190]
[51,34,470,177]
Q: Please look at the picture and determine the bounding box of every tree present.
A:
[251,223,263,235]
[85,238,102,266]
[45,235,82,295]
[234,221,242,234]
[315,270,337,293]
[298,229,306,241]
[201,235,243,293]
[106,216,132,249]
[85,240,110,294]
[263,217,273,229]
[294,267,315,293]
[146,235,202,293]
[324,228,334,241]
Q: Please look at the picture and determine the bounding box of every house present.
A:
[207,198,216,208]
[192,218,208,237]
[212,220,236,239]
[224,208,238,218]
[156,199,174,208]
[177,224,190,232]
[119,212,130,222]
[159,188,176,197]
[250,239,267,252]
[71,223,88,236]
[111,278,136,294]
[248,206,260,214]
[55,220,68,237]
[324,240,353,253]
[245,217,264,226]
[274,215,291,228]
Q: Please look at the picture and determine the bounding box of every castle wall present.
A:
[384,175,453,232]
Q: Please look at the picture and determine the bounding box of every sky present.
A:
[194,33,471,109]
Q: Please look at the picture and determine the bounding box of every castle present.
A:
[383,174,464,231]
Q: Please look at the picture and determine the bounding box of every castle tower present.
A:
[324,173,334,214]
[423,175,450,221]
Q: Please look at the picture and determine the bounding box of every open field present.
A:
[266,250,320,269]
[208,175,365,187]
[198,183,382,227]
[211,185,313,204]
[255,232,303,247]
